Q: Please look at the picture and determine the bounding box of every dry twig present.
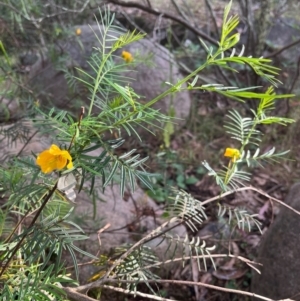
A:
[106,0,219,47]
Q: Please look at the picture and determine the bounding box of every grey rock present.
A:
[72,183,187,283]
[251,183,300,300]
[266,18,300,60]
[27,25,191,126]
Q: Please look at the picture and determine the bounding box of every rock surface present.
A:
[251,183,300,300]
[266,17,300,60]
[26,24,191,126]
[73,183,187,283]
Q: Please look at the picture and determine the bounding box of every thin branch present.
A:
[74,250,262,293]
[238,0,255,56]
[204,0,220,38]
[73,279,274,301]
[68,106,85,150]
[71,217,182,292]
[108,281,273,301]
[0,0,91,23]
[118,10,147,35]
[201,186,300,217]
[215,64,234,86]
[103,285,177,301]
[288,55,300,94]
[106,0,219,47]
[123,254,262,276]
[170,0,190,23]
[152,13,165,42]
[181,0,197,24]
[266,37,300,59]
[63,287,96,301]
[16,130,39,157]
[168,26,193,60]
[145,0,152,8]
[71,252,261,289]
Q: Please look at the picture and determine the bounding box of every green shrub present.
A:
[0,1,294,300]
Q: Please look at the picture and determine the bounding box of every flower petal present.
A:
[55,155,68,170]
[121,51,133,63]
[66,161,73,169]
[224,148,240,158]
[224,148,241,162]
[60,150,72,161]
[49,144,62,155]
[37,150,57,173]
[36,144,73,173]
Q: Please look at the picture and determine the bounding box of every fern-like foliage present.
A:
[202,0,281,86]
[202,161,229,192]
[204,85,294,193]
[218,204,262,233]
[33,107,157,197]
[253,86,295,126]
[183,235,216,271]
[21,208,94,277]
[219,167,251,190]
[239,147,290,168]
[164,233,216,271]
[0,264,75,301]
[76,138,153,197]
[169,189,207,231]
[113,245,160,294]
[74,9,146,116]
[224,110,260,146]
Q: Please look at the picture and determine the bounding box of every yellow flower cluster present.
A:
[121,50,133,63]
[224,148,241,162]
[36,144,73,174]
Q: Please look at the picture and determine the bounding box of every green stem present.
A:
[224,160,233,185]
[88,49,114,116]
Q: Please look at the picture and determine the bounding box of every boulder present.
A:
[251,183,300,300]
[266,17,300,60]
[73,183,187,283]
[25,25,191,126]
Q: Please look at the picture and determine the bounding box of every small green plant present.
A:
[146,150,205,202]
[0,1,295,301]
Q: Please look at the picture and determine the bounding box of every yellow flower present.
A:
[75,28,81,35]
[224,148,241,162]
[121,50,133,63]
[36,144,73,174]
